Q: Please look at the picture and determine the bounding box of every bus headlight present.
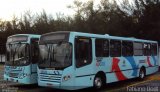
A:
[63,75,71,81]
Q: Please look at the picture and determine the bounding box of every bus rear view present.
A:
[4,34,40,84]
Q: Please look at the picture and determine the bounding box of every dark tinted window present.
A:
[75,37,92,68]
[110,40,121,57]
[122,41,133,56]
[95,39,109,57]
[31,38,39,63]
[133,42,143,56]
[151,43,157,55]
[143,43,151,56]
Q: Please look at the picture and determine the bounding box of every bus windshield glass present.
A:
[38,42,72,69]
[6,43,29,66]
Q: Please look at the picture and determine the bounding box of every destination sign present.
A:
[7,36,28,43]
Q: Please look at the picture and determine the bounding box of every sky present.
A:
[0,0,133,21]
[0,0,76,21]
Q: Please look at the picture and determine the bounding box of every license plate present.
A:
[47,83,53,86]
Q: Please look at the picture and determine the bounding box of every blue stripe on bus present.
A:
[125,57,138,76]
[151,56,157,65]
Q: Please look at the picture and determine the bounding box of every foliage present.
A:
[0,0,160,50]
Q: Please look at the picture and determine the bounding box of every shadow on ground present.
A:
[11,77,145,92]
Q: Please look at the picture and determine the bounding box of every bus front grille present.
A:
[39,73,62,83]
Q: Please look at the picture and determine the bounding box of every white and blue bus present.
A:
[4,34,40,84]
[38,31,159,90]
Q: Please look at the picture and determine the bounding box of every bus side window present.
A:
[151,43,157,55]
[95,39,109,57]
[143,43,151,56]
[110,40,121,57]
[25,44,30,59]
[122,41,133,56]
[31,38,39,64]
[133,42,143,56]
[75,37,92,68]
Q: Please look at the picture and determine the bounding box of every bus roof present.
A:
[40,31,157,43]
[8,34,41,38]
[41,31,70,36]
[70,32,157,43]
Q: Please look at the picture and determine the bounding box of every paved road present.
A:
[10,73,160,92]
[108,72,160,92]
[0,64,160,92]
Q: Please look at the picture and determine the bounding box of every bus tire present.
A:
[93,75,105,89]
[139,67,146,80]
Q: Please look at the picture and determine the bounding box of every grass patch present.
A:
[0,64,4,70]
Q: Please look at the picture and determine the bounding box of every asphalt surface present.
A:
[0,64,160,92]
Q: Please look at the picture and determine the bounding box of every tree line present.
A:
[0,0,160,46]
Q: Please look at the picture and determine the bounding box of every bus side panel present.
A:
[106,56,138,83]
[94,57,112,83]
[123,56,139,78]
[30,64,37,84]
[75,64,95,89]
[60,66,75,90]
[146,67,159,75]
[106,73,118,83]
[106,55,158,83]
[145,56,159,75]
[31,64,37,73]
[94,56,136,84]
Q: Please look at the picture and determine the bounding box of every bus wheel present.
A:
[139,68,145,79]
[94,75,104,89]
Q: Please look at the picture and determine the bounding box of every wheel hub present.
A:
[140,71,144,78]
[95,77,102,88]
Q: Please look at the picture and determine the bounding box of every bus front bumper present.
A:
[38,80,78,90]
[38,80,61,89]
[4,74,34,84]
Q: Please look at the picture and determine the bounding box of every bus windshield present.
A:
[6,43,29,66]
[38,42,72,70]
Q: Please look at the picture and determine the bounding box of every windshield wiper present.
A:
[44,44,57,68]
[12,43,22,65]
[44,44,52,67]
[48,45,52,67]
[49,44,57,67]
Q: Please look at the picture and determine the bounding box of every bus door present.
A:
[74,37,94,87]
[30,38,39,74]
